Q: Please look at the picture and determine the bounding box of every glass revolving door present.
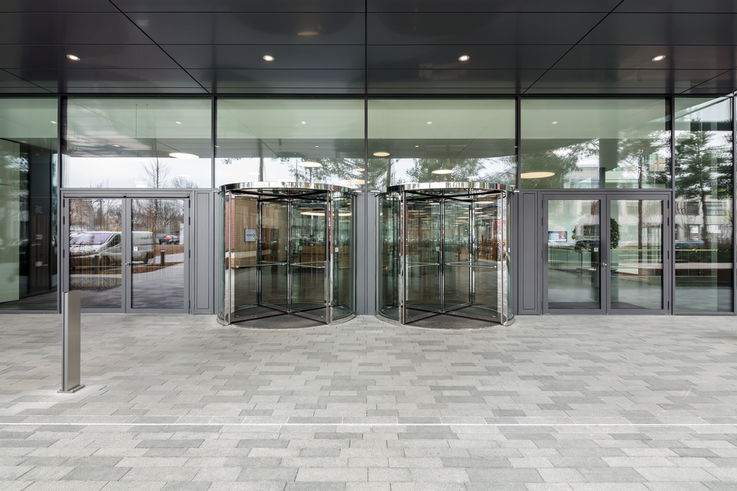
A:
[378,183,512,327]
[219,183,355,326]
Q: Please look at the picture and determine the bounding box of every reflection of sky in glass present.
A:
[64,157,212,188]
[216,157,364,188]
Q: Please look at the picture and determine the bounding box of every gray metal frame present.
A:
[219,182,356,325]
[541,191,672,315]
[61,190,192,314]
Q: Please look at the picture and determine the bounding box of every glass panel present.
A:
[260,200,288,311]
[521,99,670,189]
[68,198,123,309]
[378,192,400,320]
[290,199,327,320]
[547,199,601,309]
[130,199,185,310]
[404,198,442,322]
[471,195,502,320]
[674,97,734,312]
[0,98,58,310]
[610,200,664,310]
[332,195,354,320]
[216,99,365,188]
[443,200,471,311]
[65,98,212,188]
[367,99,516,189]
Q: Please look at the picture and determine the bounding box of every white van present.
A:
[69,231,154,268]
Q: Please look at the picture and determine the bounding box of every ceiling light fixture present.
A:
[426,121,433,125]
[50,120,57,125]
[652,54,666,62]
[355,167,365,172]
[301,210,324,217]
[299,161,322,168]
[301,120,307,125]
[175,121,182,125]
[263,54,275,62]
[458,54,470,62]
[314,145,319,148]
[521,171,555,179]
[551,121,558,125]
[66,54,81,62]
[297,30,320,37]
[414,144,420,148]
[432,169,453,175]
[169,152,200,159]
[372,151,390,157]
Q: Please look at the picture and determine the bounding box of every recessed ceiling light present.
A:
[66,54,80,62]
[355,167,365,172]
[113,144,120,148]
[551,121,558,125]
[297,30,320,37]
[458,54,470,62]
[432,169,453,175]
[373,151,391,157]
[175,121,182,125]
[426,121,433,125]
[301,211,324,216]
[652,54,666,62]
[301,120,307,125]
[169,152,199,159]
[521,171,555,179]
[50,120,57,125]
[263,54,275,62]
[314,145,319,148]
[414,144,420,148]
[299,161,322,168]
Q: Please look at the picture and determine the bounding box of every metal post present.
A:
[60,290,84,393]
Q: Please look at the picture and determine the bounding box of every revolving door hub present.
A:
[219,183,355,326]
[378,183,513,328]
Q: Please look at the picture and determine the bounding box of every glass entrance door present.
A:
[404,198,442,323]
[65,197,189,312]
[543,194,670,313]
[289,198,328,322]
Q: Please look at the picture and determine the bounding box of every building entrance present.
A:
[219,183,355,326]
[378,183,512,327]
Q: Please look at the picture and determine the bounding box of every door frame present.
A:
[61,190,192,313]
[541,190,672,315]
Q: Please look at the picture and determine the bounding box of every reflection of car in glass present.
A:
[69,231,154,268]
[574,239,599,252]
[157,234,179,245]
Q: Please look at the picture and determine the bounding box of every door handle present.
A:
[602,262,608,267]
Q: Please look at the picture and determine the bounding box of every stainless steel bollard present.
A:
[60,291,84,393]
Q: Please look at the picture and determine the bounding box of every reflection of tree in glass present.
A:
[144,158,168,188]
[520,150,580,189]
[617,131,670,188]
[406,158,484,182]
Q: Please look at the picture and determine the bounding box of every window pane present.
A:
[521,99,670,189]
[64,98,212,188]
[674,97,734,312]
[216,99,364,188]
[367,99,516,189]
[0,98,58,310]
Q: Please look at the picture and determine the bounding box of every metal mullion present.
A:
[733,94,737,315]
[123,198,132,312]
[56,95,64,313]
[398,191,406,324]
[469,200,474,307]
[603,195,611,314]
[286,199,292,313]
[326,195,332,324]
[257,199,262,308]
[439,199,445,313]
[669,95,677,314]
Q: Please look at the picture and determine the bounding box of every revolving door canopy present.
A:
[219,182,355,325]
[378,182,512,327]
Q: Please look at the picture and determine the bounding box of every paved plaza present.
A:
[1,313,737,490]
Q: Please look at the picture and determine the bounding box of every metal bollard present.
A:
[160,249,166,266]
[60,291,84,393]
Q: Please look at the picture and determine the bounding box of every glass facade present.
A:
[521,99,671,189]
[0,98,58,310]
[216,99,364,187]
[65,98,212,188]
[367,99,516,189]
[674,97,734,312]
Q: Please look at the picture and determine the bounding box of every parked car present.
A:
[69,231,154,268]
[158,234,179,245]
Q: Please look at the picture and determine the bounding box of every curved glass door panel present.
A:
[378,193,400,320]
[333,195,354,320]
[259,200,288,312]
[443,200,471,311]
[470,197,502,321]
[290,198,327,321]
[404,198,442,323]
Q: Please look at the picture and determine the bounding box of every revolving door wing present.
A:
[219,183,355,326]
[378,183,512,327]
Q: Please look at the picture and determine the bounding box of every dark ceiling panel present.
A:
[555,45,737,70]
[0,45,179,70]
[8,68,206,93]
[131,13,364,45]
[367,68,545,94]
[367,45,569,70]
[165,45,364,70]
[190,69,364,94]
[617,0,737,13]
[526,68,726,94]
[0,69,49,92]
[115,0,363,12]
[681,69,736,94]
[367,13,606,45]
[0,1,116,12]
[583,13,737,45]
[0,13,152,44]
[368,0,620,12]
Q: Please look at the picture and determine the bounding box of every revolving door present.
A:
[219,183,355,326]
[378,183,512,327]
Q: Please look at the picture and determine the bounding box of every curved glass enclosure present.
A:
[378,183,513,328]
[219,183,355,326]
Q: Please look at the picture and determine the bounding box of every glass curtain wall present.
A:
[674,97,734,312]
[367,99,516,189]
[521,99,671,189]
[0,98,58,310]
[64,98,212,188]
[216,99,364,188]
